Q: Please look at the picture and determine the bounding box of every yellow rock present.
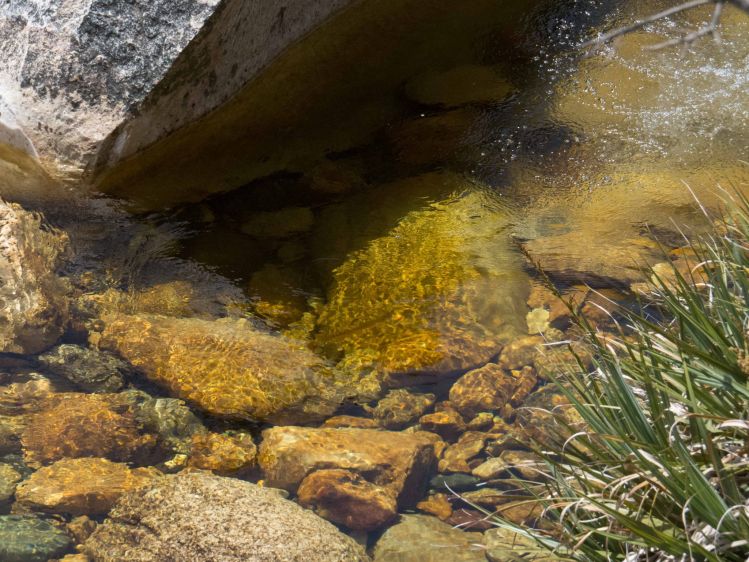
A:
[313,172,528,377]
[16,457,160,515]
[97,314,353,423]
[188,432,257,475]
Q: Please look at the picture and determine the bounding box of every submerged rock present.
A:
[97,314,353,424]
[83,471,370,562]
[188,432,257,475]
[0,463,21,507]
[367,389,436,430]
[372,514,486,562]
[0,514,72,562]
[38,344,129,393]
[258,426,439,508]
[418,406,466,442]
[405,64,513,108]
[313,172,528,380]
[449,363,537,418]
[0,202,69,354]
[21,393,155,466]
[297,468,397,531]
[16,458,160,516]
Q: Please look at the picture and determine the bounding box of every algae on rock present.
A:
[313,172,528,378]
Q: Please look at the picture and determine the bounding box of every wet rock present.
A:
[59,554,90,562]
[514,385,584,449]
[259,426,439,507]
[0,416,26,454]
[444,507,495,531]
[498,336,544,371]
[465,493,542,526]
[527,283,588,329]
[466,412,495,432]
[248,264,309,327]
[322,415,381,429]
[16,458,160,516]
[405,64,513,108]
[188,432,256,476]
[472,450,544,482]
[297,469,397,531]
[0,202,69,354]
[449,363,537,418]
[438,431,488,474]
[241,207,314,238]
[372,514,486,562]
[532,343,591,380]
[83,471,369,562]
[0,463,21,507]
[98,314,352,424]
[21,393,155,466]
[0,514,72,562]
[418,405,466,442]
[307,159,366,195]
[367,389,435,430]
[87,281,201,319]
[123,390,206,456]
[416,492,453,520]
[38,345,129,393]
[313,173,528,380]
[0,376,58,416]
[484,526,556,561]
[67,516,97,544]
[429,473,480,492]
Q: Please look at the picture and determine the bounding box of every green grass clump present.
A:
[492,194,749,561]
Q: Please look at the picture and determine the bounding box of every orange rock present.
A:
[498,336,544,371]
[438,432,488,474]
[259,426,440,507]
[322,416,381,429]
[16,457,160,515]
[418,406,466,442]
[449,364,537,418]
[21,393,155,466]
[367,389,435,430]
[188,432,257,475]
[67,515,97,544]
[297,469,397,531]
[416,493,453,520]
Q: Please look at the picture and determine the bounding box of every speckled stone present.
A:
[83,471,369,561]
[38,344,129,393]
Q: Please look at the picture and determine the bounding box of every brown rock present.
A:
[418,406,466,442]
[444,508,495,531]
[449,363,537,418]
[58,555,90,562]
[527,283,588,329]
[466,412,495,432]
[0,377,58,416]
[322,416,381,429]
[259,426,440,507]
[188,432,257,475]
[498,336,544,370]
[0,463,21,506]
[472,450,544,482]
[297,469,397,531]
[16,457,160,515]
[416,493,453,520]
[21,393,155,465]
[532,342,592,380]
[438,432,488,474]
[405,65,513,108]
[367,389,435,430]
[67,516,97,544]
[97,314,352,424]
[0,415,26,454]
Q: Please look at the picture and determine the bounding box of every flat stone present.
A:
[0,515,72,562]
[21,393,156,466]
[438,431,488,474]
[418,406,466,442]
[97,314,353,424]
[416,493,453,520]
[188,432,256,476]
[83,471,369,562]
[38,344,129,393]
[16,458,160,516]
[297,469,397,531]
[322,416,381,429]
[372,514,486,562]
[258,426,440,507]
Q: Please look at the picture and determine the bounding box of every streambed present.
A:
[0,0,748,560]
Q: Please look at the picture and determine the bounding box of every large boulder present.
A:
[97,314,356,423]
[0,201,68,354]
[258,426,440,507]
[83,471,370,562]
[312,173,529,380]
